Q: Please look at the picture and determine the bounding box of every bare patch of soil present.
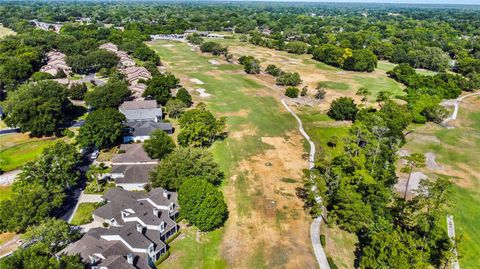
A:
[220,133,316,269]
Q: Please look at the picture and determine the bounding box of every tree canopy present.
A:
[178,178,228,231]
[85,80,130,109]
[3,80,73,136]
[77,108,126,149]
[327,97,358,121]
[150,147,224,190]
[177,106,226,147]
[143,129,176,160]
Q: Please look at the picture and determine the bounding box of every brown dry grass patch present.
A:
[220,132,316,269]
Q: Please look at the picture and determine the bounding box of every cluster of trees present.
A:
[186,33,204,45]
[85,80,131,109]
[67,50,118,74]
[150,147,228,231]
[310,100,455,268]
[327,97,358,121]
[177,105,226,147]
[200,41,227,56]
[387,63,477,123]
[238,55,260,74]
[0,219,84,269]
[77,108,126,149]
[143,73,179,105]
[3,80,74,136]
[312,44,377,72]
[0,142,81,232]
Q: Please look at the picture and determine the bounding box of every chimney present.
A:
[160,221,165,233]
[153,207,159,217]
[127,253,134,265]
[136,223,143,233]
[163,189,169,199]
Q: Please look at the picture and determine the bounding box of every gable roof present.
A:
[111,144,157,164]
[121,108,163,122]
[125,120,173,137]
[120,100,158,111]
[110,164,157,184]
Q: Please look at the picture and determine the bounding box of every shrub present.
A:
[285,87,299,98]
[154,250,171,266]
[301,86,308,96]
[320,234,326,247]
[276,72,302,86]
[314,89,326,100]
[69,82,87,100]
[265,64,283,76]
[200,41,227,55]
[327,257,338,269]
[327,97,358,121]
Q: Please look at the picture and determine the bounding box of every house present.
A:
[124,121,173,143]
[111,143,158,165]
[123,67,152,85]
[120,56,136,68]
[119,100,163,122]
[107,164,157,191]
[59,187,179,269]
[40,50,71,76]
[129,83,147,99]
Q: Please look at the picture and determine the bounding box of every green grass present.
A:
[377,60,437,76]
[0,186,13,203]
[0,120,7,129]
[158,225,227,269]
[319,81,350,91]
[70,203,98,226]
[297,107,350,160]
[451,186,480,269]
[351,74,405,100]
[0,136,55,171]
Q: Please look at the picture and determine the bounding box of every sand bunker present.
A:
[196,88,211,97]
[425,152,442,170]
[209,59,220,65]
[162,44,174,47]
[190,78,204,85]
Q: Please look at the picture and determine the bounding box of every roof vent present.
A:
[136,223,143,233]
[163,189,169,199]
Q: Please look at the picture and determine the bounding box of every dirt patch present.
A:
[395,172,428,199]
[209,59,220,65]
[220,132,316,269]
[196,88,211,98]
[190,78,204,85]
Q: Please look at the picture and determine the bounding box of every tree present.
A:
[3,80,72,136]
[16,141,80,190]
[0,241,85,269]
[150,147,224,190]
[401,153,426,199]
[23,219,81,255]
[86,163,109,193]
[143,129,175,160]
[300,86,308,96]
[55,69,67,79]
[69,83,87,100]
[265,64,283,76]
[284,87,299,98]
[67,50,119,74]
[143,73,178,105]
[178,178,228,231]
[238,56,260,74]
[187,33,204,45]
[30,72,54,82]
[276,72,302,86]
[0,184,65,232]
[177,107,226,147]
[200,41,227,55]
[176,87,192,106]
[285,41,308,54]
[327,97,358,121]
[85,80,130,109]
[77,108,126,149]
[166,99,187,118]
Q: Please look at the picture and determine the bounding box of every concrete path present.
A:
[0,169,21,186]
[447,215,460,269]
[281,99,330,269]
[442,91,480,128]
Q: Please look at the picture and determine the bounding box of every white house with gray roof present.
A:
[60,187,179,269]
[119,100,163,123]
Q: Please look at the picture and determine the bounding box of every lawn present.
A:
[70,203,98,226]
[0,133,57,171]
[210,37,405,103]
[158,225,226,269]
[149,40,316,268]
[322,224,358,269]
[0,25,15,39]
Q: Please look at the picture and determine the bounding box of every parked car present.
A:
[90,149,100,160]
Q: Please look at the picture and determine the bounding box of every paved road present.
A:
[447,215,460,269]
[442,91,480,128]
[281,99,330,269]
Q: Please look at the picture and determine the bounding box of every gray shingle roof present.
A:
[125,120,173,137]
[111,164,157,184]
[111,144,157,164]
[120,100,157,110]
[121,108,163,122]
